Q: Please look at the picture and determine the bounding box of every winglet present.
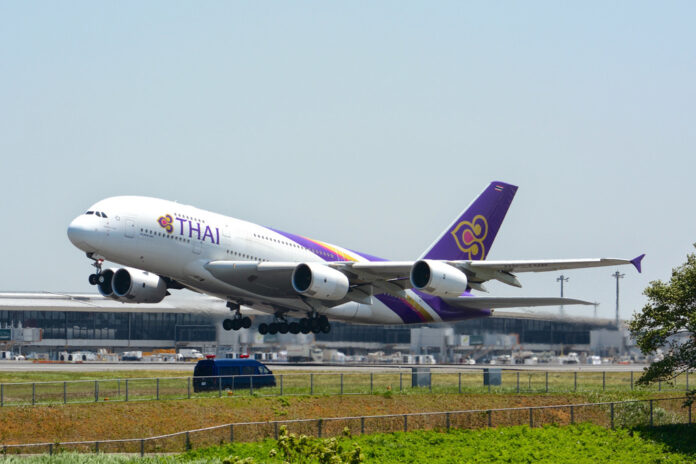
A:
[631,254,645,273]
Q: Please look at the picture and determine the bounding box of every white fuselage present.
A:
[67,196,444,325]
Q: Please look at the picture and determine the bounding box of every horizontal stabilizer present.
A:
[446,296,593,310]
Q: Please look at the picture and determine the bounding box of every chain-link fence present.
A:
[0,397,691,455]
[0,369,692,407]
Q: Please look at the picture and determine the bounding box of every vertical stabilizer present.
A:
[420,181,518,261]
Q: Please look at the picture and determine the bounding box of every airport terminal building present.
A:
[0,293,624,360]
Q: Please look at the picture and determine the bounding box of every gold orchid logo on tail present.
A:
[451,215,488,260]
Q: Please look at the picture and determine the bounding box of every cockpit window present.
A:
[102,212,108,218]
[86,211,94,215]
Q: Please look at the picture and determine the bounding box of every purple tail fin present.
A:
[420,181,518,261]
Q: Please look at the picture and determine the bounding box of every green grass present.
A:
[3,423,695,463]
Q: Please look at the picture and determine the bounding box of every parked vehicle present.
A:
[192,358,275,392]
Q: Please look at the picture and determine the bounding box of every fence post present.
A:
[400,372,403,392]
[49,443,53,455]
[185,432,191,451]
[602,371,606,391]
[94,381,98,402]
[140,439,144,457]
[230,424,234,442]
[187,377,191,399]
[459,372,462,394]
[545,372,548,393]
[311,374,314,395]
[281,374,284,396]
[361,417,365,435]
[370,373,373,394]
[516,372,520,394]
[650,399,654,427]
[156,378,160,401]
[250,376,254,396]
[126,379,129,402]
[219,376,222,397]
[32,383,36,405]
[317,419,323,438]
[487,410,492,428]
[63,381,67,404]
[610,403,615,429]
[446,412,451,430]
[274,421,279,439]
[403,414,408,432]
[529,408,533,428]
[574,372,577,392]
[95,441,99,453]
[630,371,634,390]
[340,374,343,395]
[118,379,121,398]
[1,384,3,407]
[570,405,574,425]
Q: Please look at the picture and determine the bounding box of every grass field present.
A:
[1,423,695,463]
[0,368,691,407]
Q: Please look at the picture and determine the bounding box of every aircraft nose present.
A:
[67,215,96,251]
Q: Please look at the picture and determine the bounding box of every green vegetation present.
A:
[630,247,696,401]
[2,423,696,463]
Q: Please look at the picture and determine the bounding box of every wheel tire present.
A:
[320,322,331,334]
[223,319,234,331]
[289,322,301,334]
[241,317,252,329]
[258,323,268,335]
[232,318,242,331]
[318,315,329,326]
[88,274,98,285]
[310,318,321,334]
[268,323,278,335]
[278,323,289,334]
[299,318,310,331]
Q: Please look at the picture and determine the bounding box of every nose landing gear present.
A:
[87,254,104,286]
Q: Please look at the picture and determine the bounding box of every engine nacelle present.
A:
[111,268,168,303]
[410,260,469,297]
[96,268,117,298]
[292,263,350,301]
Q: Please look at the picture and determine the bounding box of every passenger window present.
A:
[241,366,254,375]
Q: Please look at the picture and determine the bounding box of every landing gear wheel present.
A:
[318,315,329,326]
[268,323,279,335]
[299,318,311,334]
[310,318,321,334]
[320,322,331,334]
[278,322,289,334]
[258,323,269,335]
[241,317,252,329]
[232,318,242,331]
[289,322,300,334]
[223,319,234,331]
[88,274,99,285]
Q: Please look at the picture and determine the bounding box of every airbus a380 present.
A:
[67,181,644,335]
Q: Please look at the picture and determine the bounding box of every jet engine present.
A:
[291,263,350,300]
[96,268,117,298]
[110,268,168,303]
[410,260,469,297]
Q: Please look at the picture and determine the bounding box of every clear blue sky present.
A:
[1,2,694,321]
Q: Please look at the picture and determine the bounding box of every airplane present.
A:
[67,181,644,335]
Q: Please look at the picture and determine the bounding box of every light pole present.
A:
[557,275,569,316]
[612,271,625,328]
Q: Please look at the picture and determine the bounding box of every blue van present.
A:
[193,358,275,392]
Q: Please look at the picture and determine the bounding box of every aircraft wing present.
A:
[444,296,593,309]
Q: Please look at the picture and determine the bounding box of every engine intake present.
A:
[410,260,469,297]
[111,268,168,303]
[97,269,116,298]
[292,263,350,300]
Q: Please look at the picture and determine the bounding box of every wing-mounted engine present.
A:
[96,268,169,303]
[111,268,168,303]
[292,263,350,300]
[410,259,469,297]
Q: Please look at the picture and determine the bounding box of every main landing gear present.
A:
[258,313,331,335]
[222,302,252,331]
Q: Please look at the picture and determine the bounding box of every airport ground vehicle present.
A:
[192,358,275,392]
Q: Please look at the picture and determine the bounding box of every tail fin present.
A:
[420,181,518,261]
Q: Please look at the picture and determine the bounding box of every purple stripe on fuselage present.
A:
[375,294,427,324]
[268,227,385,262]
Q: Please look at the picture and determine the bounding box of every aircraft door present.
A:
[125,219,135,238]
